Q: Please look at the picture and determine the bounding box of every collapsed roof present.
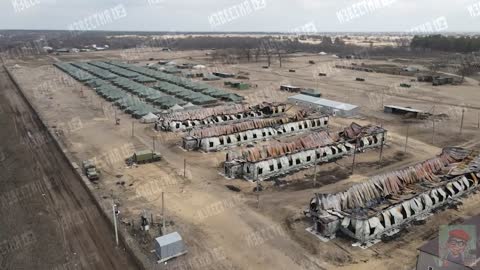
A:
[229,122,384,163]
[312,147,471,215]
[188,112,308,138]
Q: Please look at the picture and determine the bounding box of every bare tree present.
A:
[459,55,475,82]
[254,48,261,62]
[261,41,272,67]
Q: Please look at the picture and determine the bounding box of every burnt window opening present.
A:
[277,162,282,169]
[312,121,316,127]
[291,127,295,132]
[258,168,263,175]
[304,123,308,129]
[316,153,321,159]
[324,120,328,125]
[176,123,180,129]
[209,142,214,147]
[299,124,303,130]
[296,159,301,165]
[306,156,311,162]
[246,166,250,173]
[219,138,224,145]
[268,132,272,136]
[289,159,293,166]
[331,148,337,155]
[227,137,232,144]
[237,135,241,141]
[269,165,274,171]
[400,206,408,219]
[322,152,327,157]
[243,135,248,140]
[262,132,266,137]
[253,134,258,139]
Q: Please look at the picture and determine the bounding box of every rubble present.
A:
[305,147,480,245]
[158,103,287,132]
[182,113,329,152]
[225,123,386,181]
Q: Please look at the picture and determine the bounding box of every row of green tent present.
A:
[71,62,118,80]
[108,61,244,103]
[89,61,141,79]
[94,83,160,119]
[55,63,163,118]
[110,77,190,109]
[92,62,218,106]
[54,63,95,82]
[89,61,157,83]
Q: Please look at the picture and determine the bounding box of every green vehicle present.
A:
[82,159,100,181]
[128,150,162,164]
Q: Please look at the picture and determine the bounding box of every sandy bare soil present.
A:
[4,48,480,270]
[0,67,138,270]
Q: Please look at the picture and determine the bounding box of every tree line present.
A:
[411,35,480,53]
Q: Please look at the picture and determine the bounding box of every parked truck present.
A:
[82,159,99,181]
[127,150,162,164]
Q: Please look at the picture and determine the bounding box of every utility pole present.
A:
[112,201,119,246]
[404,123,410,153]
[432,105,436,145]
[256,180,260,208]
[313,154,317,188]
[478,111,480,129]
[183,159,187,178]
[162,192,166,235]
[351,138,358,174]
[378,129,385,162]
[152,136,156,152]
[459,108,465,134]
[381,88,385,109]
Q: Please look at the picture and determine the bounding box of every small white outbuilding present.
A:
[154,232,187,263]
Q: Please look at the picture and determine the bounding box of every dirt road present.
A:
[0,67,139,270]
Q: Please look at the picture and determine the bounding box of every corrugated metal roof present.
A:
[155,232,183,246]
[288,94,358,111]
[384,105,424,113]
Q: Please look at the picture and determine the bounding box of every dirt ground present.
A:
[0,67,138,269]
[4,48,480,270]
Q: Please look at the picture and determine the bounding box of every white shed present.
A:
[154,232,187,263]
[288,94,359,117]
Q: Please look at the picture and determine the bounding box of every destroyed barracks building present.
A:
[225,122,386,181]
[157,103,287,132]
[182,112,329,152]
[305,147,480,246]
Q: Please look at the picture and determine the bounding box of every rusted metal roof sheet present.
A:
[190,112,306,138]
[161,102,285,122]
[242,131,335,162]
[341,122,385,140]
[316,147,472,212]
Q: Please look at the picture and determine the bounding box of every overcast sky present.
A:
[1,0,479,32]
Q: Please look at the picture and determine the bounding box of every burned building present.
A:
[158,103,287,132]
[305,147,480,246]
[183,113,329,152]
[225,123,386,180]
